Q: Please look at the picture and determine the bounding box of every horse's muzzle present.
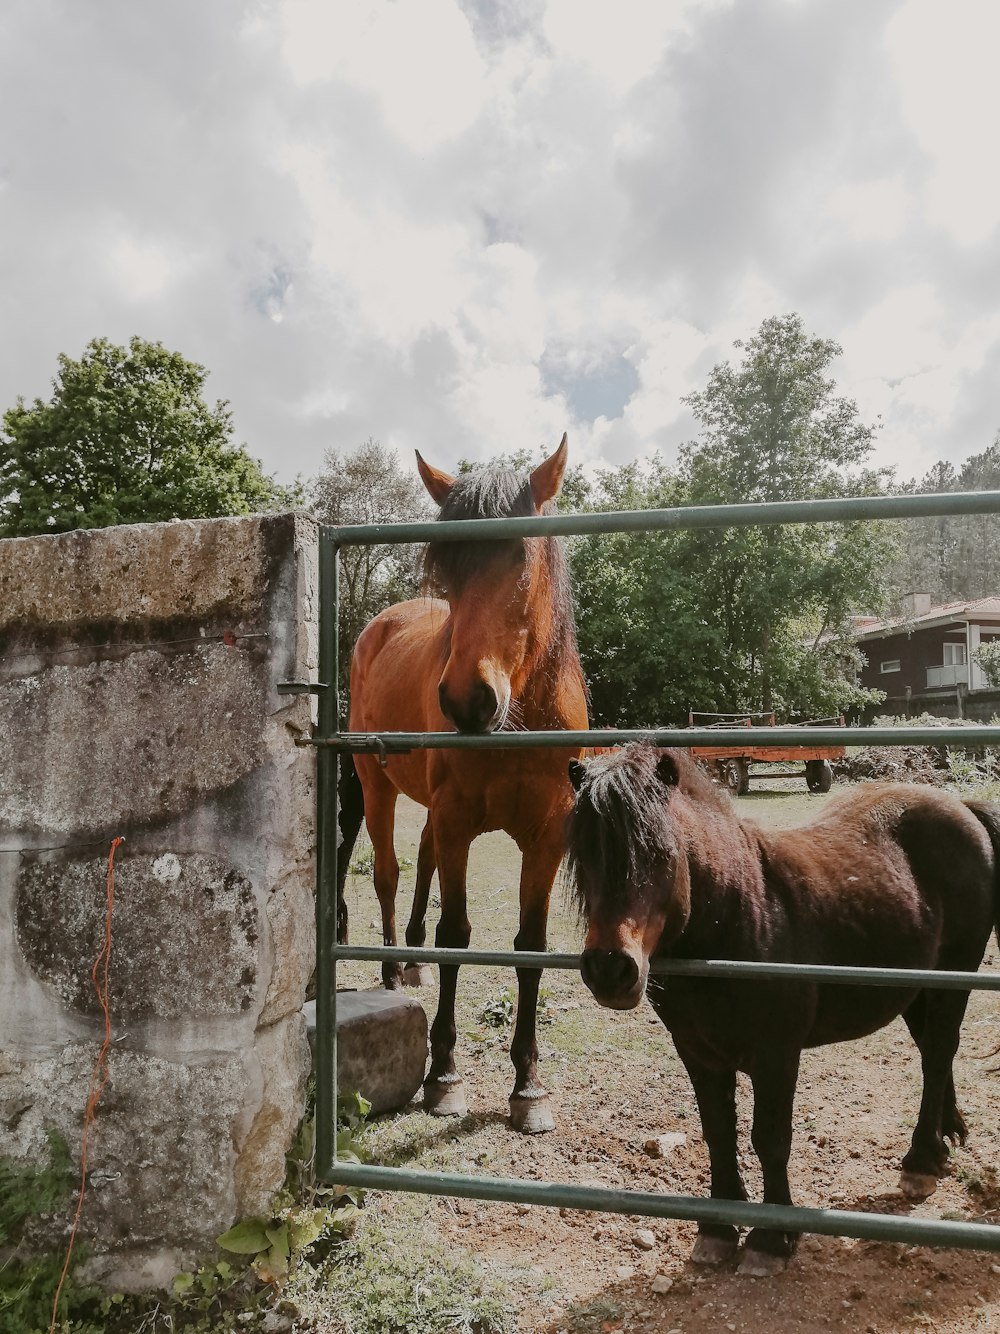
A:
[580,947,644,1009]
[438,680,504,733]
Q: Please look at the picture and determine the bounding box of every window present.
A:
[880,659,901,673]
[943,642,967,666]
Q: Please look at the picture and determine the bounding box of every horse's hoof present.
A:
[690,1233,739,1266]
[509,1093,555,1135]
[899,1171,938,1200]
[403,963,434,988]
[423,1079,468,1118]
[738,1248,789,1277]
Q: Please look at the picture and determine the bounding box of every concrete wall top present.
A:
[0,513,301,644]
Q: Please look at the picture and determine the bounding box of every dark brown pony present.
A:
[567,745,1000,1273]
[344,437,588,1133]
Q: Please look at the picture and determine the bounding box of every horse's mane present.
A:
[566,746,728,910]
[422,465,580,675]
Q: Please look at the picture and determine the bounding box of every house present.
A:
[855,593,1000,712]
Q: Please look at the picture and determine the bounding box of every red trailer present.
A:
[687,711,846,796]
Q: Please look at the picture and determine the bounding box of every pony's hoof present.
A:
[403,963,434,988]
[899,1171,938,1200]
[509,1093,555,1135]
[690,1233,739,1266]
[738,1248,789,1277]
[423,1079,468,1118]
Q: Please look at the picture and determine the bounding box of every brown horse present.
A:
[345,437,588,1133]
[567,745,1000,1273]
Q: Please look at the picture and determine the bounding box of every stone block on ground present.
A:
[305,991,428,1114]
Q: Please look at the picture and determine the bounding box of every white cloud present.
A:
[844,284,946,384]
[542,0,726,95]
[281,0,488,152]
[827,176,912,244]
[285,144,471,346]
[1,0,999,490]
[112,240,182,305]
[624,318,711,442]
[887,0,1000,244]
[840,285,1000,478]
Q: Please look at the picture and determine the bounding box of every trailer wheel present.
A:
[722,759,751,796]
[805,759,833,793]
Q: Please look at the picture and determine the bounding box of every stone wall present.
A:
[0,513,318,1289]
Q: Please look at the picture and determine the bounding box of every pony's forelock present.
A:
[566,747,672,911]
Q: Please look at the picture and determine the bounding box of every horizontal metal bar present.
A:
[332,945,1000,991]
[321,489,1000,547]
[276,680,328,695]
[320,1162,1000,1252]
[307,724,1000,750]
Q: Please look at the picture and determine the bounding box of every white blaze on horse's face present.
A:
[579,890,670,1010]
[416,437,567,735]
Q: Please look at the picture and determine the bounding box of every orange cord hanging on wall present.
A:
[49,836,124,1334]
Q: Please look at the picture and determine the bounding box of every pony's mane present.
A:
[566,746,728,910]
[422,465,580,675]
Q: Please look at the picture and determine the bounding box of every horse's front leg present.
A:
[675,1046,746,1266]
[508,831,564,1134]
[422,816,472,1117]
[402,818,436,988]
[741,1051,801,1276]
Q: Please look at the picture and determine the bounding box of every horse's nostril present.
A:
[475,681,498,724]
[581,947,639,997]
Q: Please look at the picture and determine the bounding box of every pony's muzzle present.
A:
[580,947,643,1009]
[438,678,503,734]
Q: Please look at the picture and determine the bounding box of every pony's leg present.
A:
[508,833,565,1134]
[402,818,435,988]
[899,988,971,1199]
[359,763,405,991]
[678,1054,746,1266]
[903,995,968,1148]
[740,1052,801,1276]
[423,821,472,1117]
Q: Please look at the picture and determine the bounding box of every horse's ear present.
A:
[568,758,586,792]
[656,752,680,788]
[529,434,568,510]
[415,451,456,507]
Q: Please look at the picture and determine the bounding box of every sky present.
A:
[1,0,999,489]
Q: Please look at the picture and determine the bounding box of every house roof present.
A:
[854,596,1000,640]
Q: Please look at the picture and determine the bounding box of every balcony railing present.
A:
[926,663,969,688]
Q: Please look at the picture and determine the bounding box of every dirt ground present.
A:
[339,775,1000,1334]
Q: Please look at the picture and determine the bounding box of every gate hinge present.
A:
[277,680,329,695]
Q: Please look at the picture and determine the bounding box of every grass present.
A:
[286,1195,518,1334]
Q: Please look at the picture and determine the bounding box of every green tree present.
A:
[568,459,724,726]
[882,434,1000,610]
[678,313,894,716]
[974,639,1000,688]
[0,336,289,537]
[309,437,432,697]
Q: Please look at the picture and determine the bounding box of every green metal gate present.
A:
[308,488,1000,1252]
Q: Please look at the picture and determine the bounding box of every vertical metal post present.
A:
[315,532,341,1173]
